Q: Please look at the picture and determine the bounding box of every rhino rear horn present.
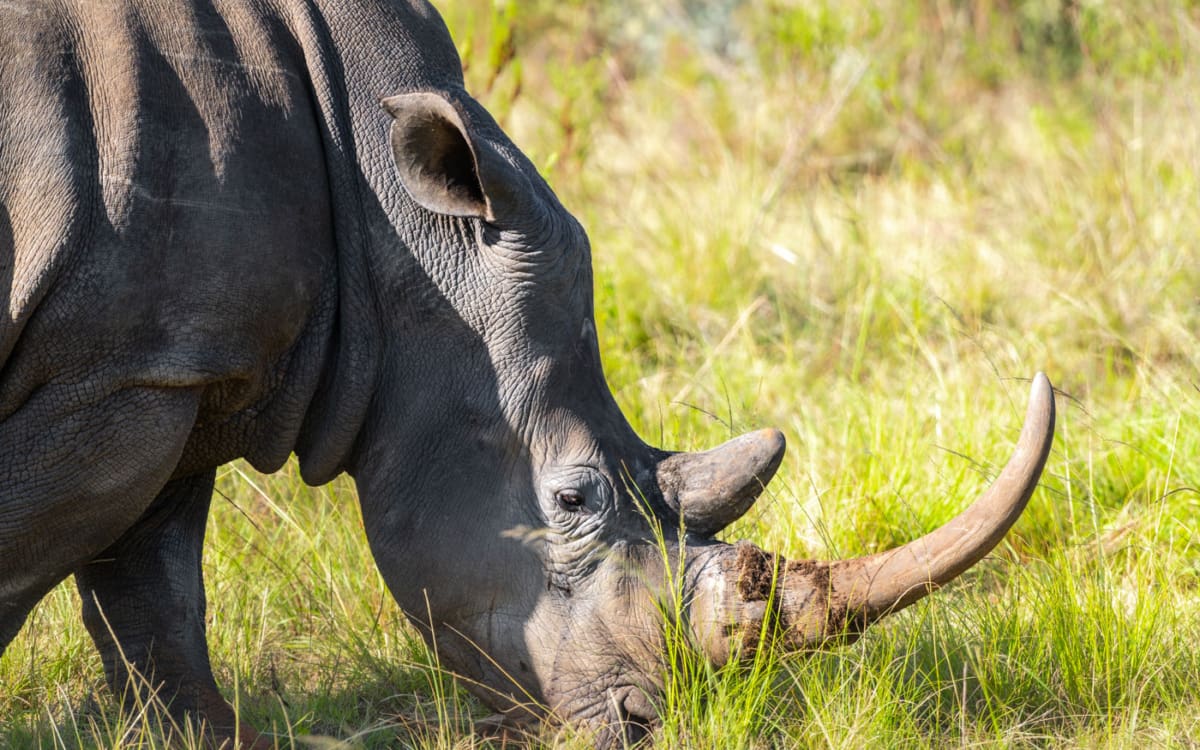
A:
[656,429,787,537]
[382,92,523,222]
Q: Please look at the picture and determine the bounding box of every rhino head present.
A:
[333,89,1055,744]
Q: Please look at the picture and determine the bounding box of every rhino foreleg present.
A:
[0,385,202,651]
[75,470,266,748]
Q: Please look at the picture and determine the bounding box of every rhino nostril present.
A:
[617,689,656,746]
[621,714,652,747]
[616,707,653,747]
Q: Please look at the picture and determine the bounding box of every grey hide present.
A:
[0,1,1056,747]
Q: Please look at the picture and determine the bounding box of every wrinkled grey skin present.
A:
[0,1,1056,746]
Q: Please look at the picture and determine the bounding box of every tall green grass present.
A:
[4,1,1199,747]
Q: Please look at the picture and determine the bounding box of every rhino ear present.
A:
[382,92,515,221]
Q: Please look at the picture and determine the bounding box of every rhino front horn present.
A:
[830,372,1055,620]
[655,428,786,537]
[691,374,1055,664]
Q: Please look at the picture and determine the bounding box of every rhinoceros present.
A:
[0,0,1055,745]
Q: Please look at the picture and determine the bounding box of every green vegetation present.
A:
[4,1,1199,747]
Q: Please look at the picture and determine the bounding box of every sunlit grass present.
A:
[4,1,1200,747]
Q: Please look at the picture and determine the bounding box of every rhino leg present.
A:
[0,385,202,650]
[75,471,266,749]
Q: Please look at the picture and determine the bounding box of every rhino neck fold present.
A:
[288,0,384,484]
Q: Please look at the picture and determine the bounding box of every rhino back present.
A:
[0,0,341,469]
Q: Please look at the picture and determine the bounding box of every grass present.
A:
[4,0,1200,747]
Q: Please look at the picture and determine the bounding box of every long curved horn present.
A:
[830,372,1054,620]
[690,374,1055,664]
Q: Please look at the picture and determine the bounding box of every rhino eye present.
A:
[555,489,586,511]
